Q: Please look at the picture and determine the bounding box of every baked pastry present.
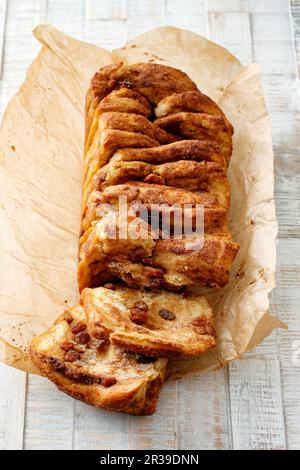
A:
[78,179,237,290]
[83,286,216,358]
[30,284,216,414]
[79,62,238,292]
[30,62,238,415]
[30,302,167,415]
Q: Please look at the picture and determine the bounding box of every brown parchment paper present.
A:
[0,25,286,376]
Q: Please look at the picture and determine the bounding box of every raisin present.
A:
[182,289,189,298]
[130,308,148,325]
[60,341,74,351]
[96,341,107,353]
[130,247,147,263]
[142,257,160,268]
[159,308,176,321]
[64,350,81,362]
[146,267,165,278]
[101,377,117,387]
[71,321,86,334]
[75,332,90,344]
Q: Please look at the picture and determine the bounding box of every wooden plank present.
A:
[165,0,207,35]
[206,0,249,11]
[274,238,300,449]
[128,382,178,450]
[176,369,232,449]
[247,1,300,449]
[0,0,42,113]
[249,0,292,13]
[206,0,253,63]
[24,374,74,450]
[73,401,129,450]
[38,0,48,24]
[71,381,178,450]
[291,0,300,76]
[249,1,299,239]
[126,0,165,39]
[0,0,8,79]
[229,359,286,449]
[46,0,85,39]
[84,18,126,51]
[84,0,126,50]
[86,0,126,20]
[0,364,26,450]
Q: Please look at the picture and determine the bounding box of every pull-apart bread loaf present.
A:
[30,286,215,414]
[31,62,238,415]
[79,62,238,292]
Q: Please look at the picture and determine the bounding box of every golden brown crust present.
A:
[155,112,232,164]
[85,63,197,153]
[90,62,198,105]
[83,286,216,358]
[89,160,229,207]
[78,213,238,291]
[154,90,234,134]
[106,140,226,169]
[82,130,159,210]
[30,284,217,413]
[85,88,152,153]
[30,303,167,415]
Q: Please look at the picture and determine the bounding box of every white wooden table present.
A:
[0,0,299,450]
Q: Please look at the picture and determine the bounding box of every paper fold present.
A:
[0,25,284,376]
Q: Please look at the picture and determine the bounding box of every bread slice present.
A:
[83,286,216,358]
[89,160,229,208]
[30,303,167,415]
